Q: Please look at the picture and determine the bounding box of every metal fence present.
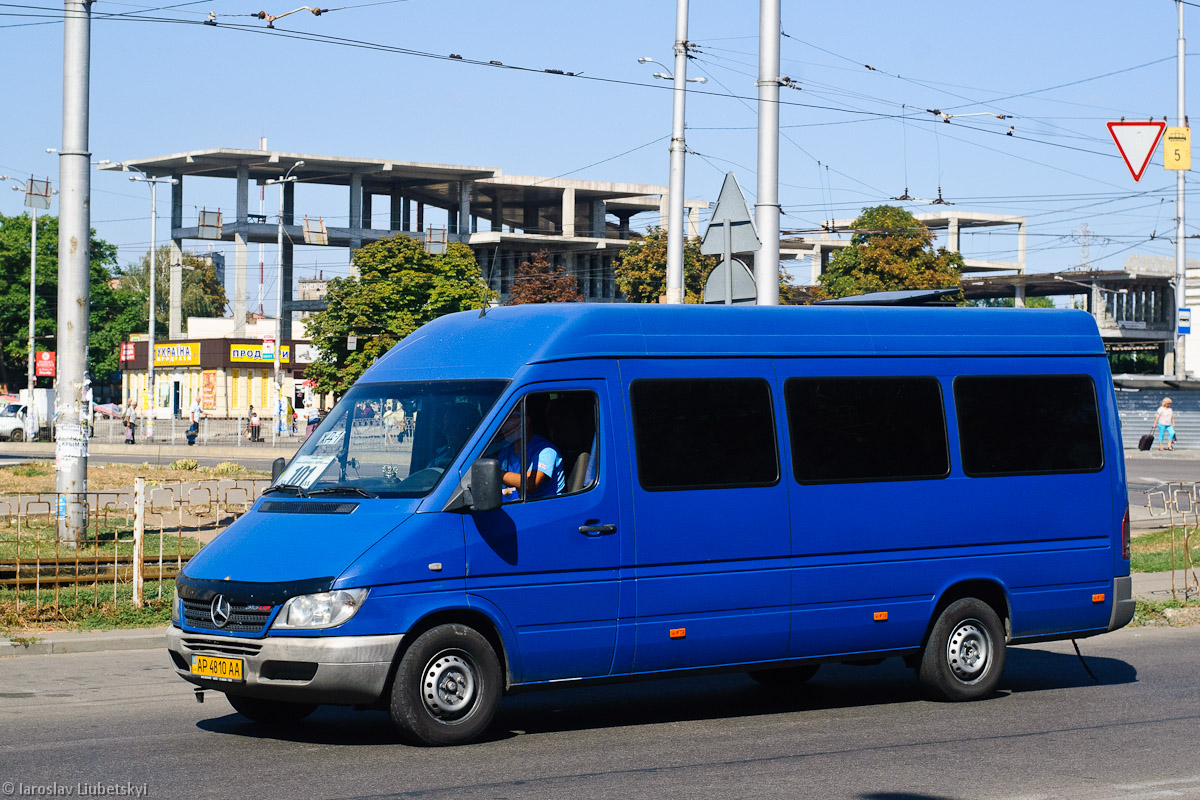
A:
[90,415,310,448]
[1145,481,1200,600]
[0,477,269,611]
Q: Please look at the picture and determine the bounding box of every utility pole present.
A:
[267,161,303,437]
[1175,0,1187,379]
[126,166,177,441]
[755,0,781,305]
[55,0,92,544]
[664,0,690,305]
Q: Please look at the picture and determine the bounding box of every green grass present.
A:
[1131,527,1200,573]
[0,517,203,561]
[1132,596,1200,627]
[1,579,176,632]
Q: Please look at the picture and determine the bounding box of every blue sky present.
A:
[0,0,1196,309]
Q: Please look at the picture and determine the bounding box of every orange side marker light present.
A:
[1092,593,1105,603]
[873,611,888,622]
[669,628,686,639]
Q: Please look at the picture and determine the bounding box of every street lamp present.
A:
[2,173,55,439]
[123,163,178,442]
[266,161,305,437]
[638,5,703,304]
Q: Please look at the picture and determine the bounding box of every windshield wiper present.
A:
[261,483,310,498]
[308,486,377,499]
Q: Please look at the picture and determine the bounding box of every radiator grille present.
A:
[182,598,273,634]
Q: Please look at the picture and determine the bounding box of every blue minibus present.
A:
[167,304,1134,745]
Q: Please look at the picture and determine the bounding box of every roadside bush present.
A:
[168,459,199,471]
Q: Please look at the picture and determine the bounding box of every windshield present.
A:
[0,404,20,418]
[273,380,507,498]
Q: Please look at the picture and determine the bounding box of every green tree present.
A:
[613,227,718,303]
[304,235,493,396]
[507,251,583,305]
[0,213,140,389]
[968,296,1055,309]
[116,246,229,335]
[814,206,964,301]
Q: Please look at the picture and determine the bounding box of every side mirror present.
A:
[271,457,286,481]
[469,458,503,512]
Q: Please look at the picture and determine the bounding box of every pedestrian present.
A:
[187,394,202,446]
[122,400,137,445]
[1154,397,1176,452]
[248,405,261,442]
[304,400,319,439]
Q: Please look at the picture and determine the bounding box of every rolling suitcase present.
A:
[1138,433,1154,451]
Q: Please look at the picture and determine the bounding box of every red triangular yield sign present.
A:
[1107,121,1166,181]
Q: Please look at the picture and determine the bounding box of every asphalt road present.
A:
[1,627,1198,800]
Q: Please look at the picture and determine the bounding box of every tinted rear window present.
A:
[630,378,779,491]
[785,377,949,484]
[955,375,1103,476]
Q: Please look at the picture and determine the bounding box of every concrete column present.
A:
[362,190,372,230]
[590,200,606,238]
[170,175,183,231]
[492,195,504,232]
[236,164,249,224]
[688,205,700,238]
[349,173,362,249]
[947,216,960,252]
[615,212,632,239]
[523,203,539,234]
[448,204,460,235]
[402,196,411,232]
[459,180,472,237]
[417,202,425,233]
[233,233,248,337]
[561,188,576,237]
[1015,283,1026,309]
[281,238,294,341]
[1017,220,1027,274]
[659,197,669,232]
[390,190,403,232]
[169,240,183,339]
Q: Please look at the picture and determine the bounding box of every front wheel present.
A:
[226,694,317,723]
[918,598,1006,701]
[10,429,24,442]
[389,623,502,746]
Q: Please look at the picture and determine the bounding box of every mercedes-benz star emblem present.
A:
[210,594,232,628]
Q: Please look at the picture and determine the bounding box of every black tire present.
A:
[918,597,1006,701]
[747,664,820,686]
[226,694,317,724]
[389,623,502,746]
[10,429,24,442]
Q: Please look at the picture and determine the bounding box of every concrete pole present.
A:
[1176,0,1187,379]
[755,0,781,305]
[148,180,157,439]
[276,177,284,432]
[663,0,689,305]
[55,0,92,543]
[26,206,37,432]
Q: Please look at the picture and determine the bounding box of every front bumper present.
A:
[166,626,404,705]
[1108,574,1135,631]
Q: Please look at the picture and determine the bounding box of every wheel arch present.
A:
[389,607,515,693]
[924,579,1012,647]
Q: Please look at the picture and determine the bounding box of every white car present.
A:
[0,403,29,441]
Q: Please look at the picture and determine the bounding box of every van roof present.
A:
[364,304,1105,382]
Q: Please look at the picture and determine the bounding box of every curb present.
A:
[1,627,167,658]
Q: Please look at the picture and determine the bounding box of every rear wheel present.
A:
[748,664,819,686]
[226,694,317,723]
[389,623,502,746]
[918,598,1005,701]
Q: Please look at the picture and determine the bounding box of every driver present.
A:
[428,404,482,470]
[495,406,564,501]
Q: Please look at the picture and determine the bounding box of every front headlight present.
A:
[171,587,180,625]
[271,588,369,630]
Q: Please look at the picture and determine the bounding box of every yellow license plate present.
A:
[191,654,244,682]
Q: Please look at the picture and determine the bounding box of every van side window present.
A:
[480,390,599,502]
[785,377,949,484]
[955,375,1103,476]
[630,378,779,491]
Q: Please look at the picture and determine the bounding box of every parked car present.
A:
[0,403,29,441]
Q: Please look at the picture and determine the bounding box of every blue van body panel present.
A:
[182,498,419,584]
[172,304,1129,701]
